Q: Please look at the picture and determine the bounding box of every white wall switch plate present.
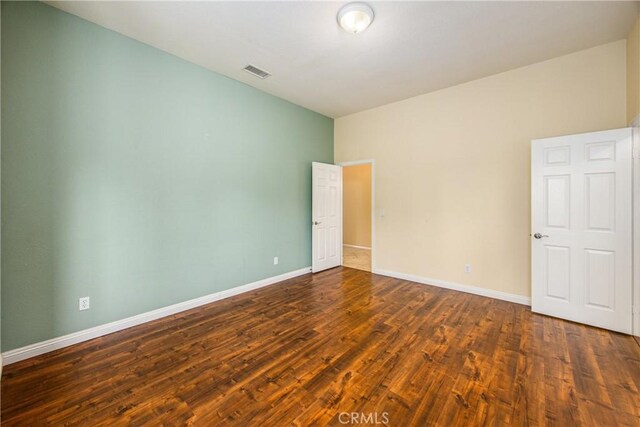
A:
[273,257,279,265]
[79,296,90,311]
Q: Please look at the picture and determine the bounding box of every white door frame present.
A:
[337,159,376,272]
[632,117,640,337]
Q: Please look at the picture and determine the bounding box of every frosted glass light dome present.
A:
[337,3,374,34]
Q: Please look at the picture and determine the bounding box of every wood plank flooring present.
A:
[2,267,639,426]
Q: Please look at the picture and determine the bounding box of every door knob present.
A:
[313,221,321,225]
[533,233,549,239]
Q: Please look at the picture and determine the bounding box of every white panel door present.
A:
[531,128,632,333]
[312,162,342,273]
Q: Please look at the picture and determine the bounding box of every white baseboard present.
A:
[2,267,312,366]
[343,244,371,250]
[373,268,531,306]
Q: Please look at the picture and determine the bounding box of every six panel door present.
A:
[312,162,342,273]
[531,128,632,333]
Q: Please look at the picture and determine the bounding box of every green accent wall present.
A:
[1,1,333,351]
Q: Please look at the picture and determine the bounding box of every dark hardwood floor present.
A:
[2,267,639,426]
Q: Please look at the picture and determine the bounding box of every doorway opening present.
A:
[341,161,373,272]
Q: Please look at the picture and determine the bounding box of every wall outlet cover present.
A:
[79,297,90,311]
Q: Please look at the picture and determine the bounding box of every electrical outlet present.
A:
[464,264,472,274]
[79,296,90,311]
[273,256,279,265]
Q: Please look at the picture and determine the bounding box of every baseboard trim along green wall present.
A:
[2,267,311,366]
[1,2,333,351]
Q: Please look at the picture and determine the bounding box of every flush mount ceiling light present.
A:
[337,2,374,34]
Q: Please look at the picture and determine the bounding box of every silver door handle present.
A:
[313,221,321,225]
[533,233,549,239]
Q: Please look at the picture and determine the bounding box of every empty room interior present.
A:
[1,1,640,425]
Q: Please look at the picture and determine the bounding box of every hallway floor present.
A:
[342,245,371,272]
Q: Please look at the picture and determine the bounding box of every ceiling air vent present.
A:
[243,64,271,79]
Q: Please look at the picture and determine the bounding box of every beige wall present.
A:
[343,164,372,248]
[335,41,627,298]
[627,15,640,124]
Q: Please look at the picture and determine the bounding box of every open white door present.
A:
[312,162,342,273]
[531,128,632,333]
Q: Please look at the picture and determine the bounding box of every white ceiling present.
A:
[47,1,638,118]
